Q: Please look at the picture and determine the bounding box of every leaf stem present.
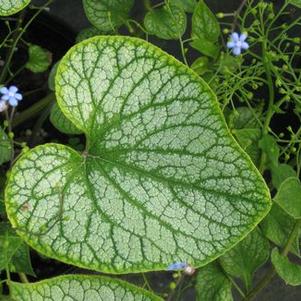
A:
[244,219,301,301]
[179,36,188,66]
[18,272,29,283]
[167,273,186,301]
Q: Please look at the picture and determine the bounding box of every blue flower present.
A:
[0,85,23,107]
[167,262,188,271]
[227,32,249,56]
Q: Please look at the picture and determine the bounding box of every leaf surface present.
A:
[0,0,30,16]
[9,275,162,300]
[274,177,301,219]
[25,44,52,73]
[0,127,11,165]
[144,5,187,40]
[271,248,301,286]
[219,228,270,290]
[83,0,134,32]
[196,263,233,301]
[261,204,299,255]
[5,36,271,273]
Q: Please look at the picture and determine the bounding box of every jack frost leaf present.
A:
[171,0,196,13]
[196,263,233,301]
[0,127,11,165]
[144,5,187,40]
[83,0,134,32]
[5,36,271,273]
[271,248,301,286]
[0,0,30,16]
[9,275,162,301]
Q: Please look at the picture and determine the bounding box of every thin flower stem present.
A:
[167,273,186,301]
[231,0,248,31]
[142,273,153,292]
[179,36,188,66]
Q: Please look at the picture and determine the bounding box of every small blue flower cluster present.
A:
[167,262,188,271]
[0,85,22,112]
[227,32,249,56]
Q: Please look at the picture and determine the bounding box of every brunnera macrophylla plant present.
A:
[0,0,301,300]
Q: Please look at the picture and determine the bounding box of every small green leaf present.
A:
[228,107,259,130]
[191,0,220,42]
[196,263,233,301]
[170,0,197,13]
[274,177,301,219]
[232,128,261,166]
[83,0,134,32]
[25,44,52,73]
[261,204,299,255]
[289,0,301,8]
[9,243,35,276]
[190,37,220,58]
[144,4,187,40]
[0,0,30,16]
[258,134,279,167]
[6,36,271,273]
[50,103,82,135]
[76,26,104,43]
[191,57,209,75]
[191,0,220,57]
[0,127,11,165]
[271,248,301,286]
[271,163,297,189]
[220,228,270,290]
[0,223,22,270]
[0,222,34,275]
[9,275,162,300]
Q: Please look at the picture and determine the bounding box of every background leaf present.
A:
[289,0,301,8]
[0,0,30,16]
[261,204,300,255]
[144,4,187,40]
[76,26,104,43]
[82,0,134,32]
[170,0,197,13]
[219,228,270,290]
[5,36,271,274]
[191,0,220,57]
[0,223,34,275]
[50,102,82,135]
[25,44,52,73]
[0,127,11,165]
[196,263,233,301]
[274,177,301,219]
[9,275,162,300]
[271,163,297,190]
[271,248,301,286]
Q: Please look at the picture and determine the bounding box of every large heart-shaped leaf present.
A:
[9,275,162,300]
[0,0,30,16]
[5,36,271,273]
